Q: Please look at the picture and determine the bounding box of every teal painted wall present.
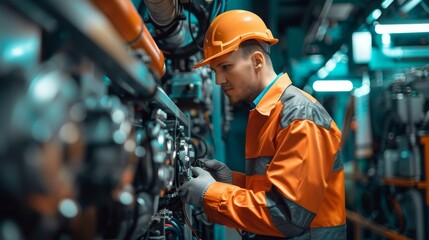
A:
[226,0,252,11]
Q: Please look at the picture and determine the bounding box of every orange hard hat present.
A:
[193,10,278,69]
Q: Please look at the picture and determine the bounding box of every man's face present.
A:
[210,49,259,105]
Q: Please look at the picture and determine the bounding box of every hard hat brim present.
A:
[193,47,235,69]
[193,38,278,69]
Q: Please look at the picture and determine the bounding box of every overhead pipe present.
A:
[304,0,333,44]
[144,0,178,27]
[144,0,190,49]
[144,0,208,59]
[91,0,166,78]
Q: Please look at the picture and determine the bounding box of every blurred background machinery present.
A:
[1,0,429,240]
[344,64,429,240]
[0,0,225,239]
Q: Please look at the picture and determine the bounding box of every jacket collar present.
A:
[254,73,292,116]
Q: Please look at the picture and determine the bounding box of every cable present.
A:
[222,0,228,13]
[162,1,209,59]
[124,203,140,240]
[210,0,222,21]
[164,226,181,239]
[206,121,217,151]
[168,218,184,237]
[141,228,151,240]
[188,0,204,51]
[191,133,208,158]
[391,195,405,232]
[174,118,178,151]
[209,0,218,21]
[182,204,201,240]
[215,0,223,18]
[190,141,200,162]
[193,210,213,226]
[174,118,180,189]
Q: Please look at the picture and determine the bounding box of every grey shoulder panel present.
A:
[280,86,332,130]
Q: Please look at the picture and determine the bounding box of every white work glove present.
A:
[178,167,216,208]
[199,158,232,184]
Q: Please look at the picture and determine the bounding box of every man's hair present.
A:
[239,39,272,65]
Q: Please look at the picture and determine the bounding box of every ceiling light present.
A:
[367,9,382,23]
[382,34,391,46]
[374,23,429,34]
[352,31,372,63]
[400,0,422,14]
[317,68,329,79]
[312,80,353,92]
[381,0,394,9]
[325,59,337,71]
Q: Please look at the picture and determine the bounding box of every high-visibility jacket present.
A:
[203,73,346,239]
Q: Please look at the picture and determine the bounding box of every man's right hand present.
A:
[198,158,232,184]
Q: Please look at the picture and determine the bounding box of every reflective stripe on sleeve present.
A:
[332,150,344,172]
[265,187,315,237]
[246,156,272,175]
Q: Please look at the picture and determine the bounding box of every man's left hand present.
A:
[178,167,216,208]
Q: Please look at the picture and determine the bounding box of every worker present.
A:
[179,9,346,239]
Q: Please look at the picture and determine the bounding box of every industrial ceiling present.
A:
[239,0,429,88]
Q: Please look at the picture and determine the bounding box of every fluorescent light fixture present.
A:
[332,52,346,62]
[31,71,61,102]
[367,9,382,23]
[315,48,347,80]
[382,34,391,46]
[372,9,382,20]
[352,31,372,63]
[375,23,429,34]
[317,68,329,79]
[10,47,24,57]
[308,54,324,64]
[325,59,337,71]
[381,0,394,9]
[354,73,370,97]
[354,85,370,97]
[382,46,429,58]
[400,0,421,13]
[313,80,353,92]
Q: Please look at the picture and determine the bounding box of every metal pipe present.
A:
[144,0,177,27]
[144,0,192,50]
[304,0,333,44]
[91,0,165,77]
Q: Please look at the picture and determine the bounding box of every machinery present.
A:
[0,0,227,239]
[346,64,429,240]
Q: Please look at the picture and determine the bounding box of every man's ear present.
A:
[252,51,264,71]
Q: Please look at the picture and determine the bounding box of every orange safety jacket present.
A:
[203,73,346,239]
